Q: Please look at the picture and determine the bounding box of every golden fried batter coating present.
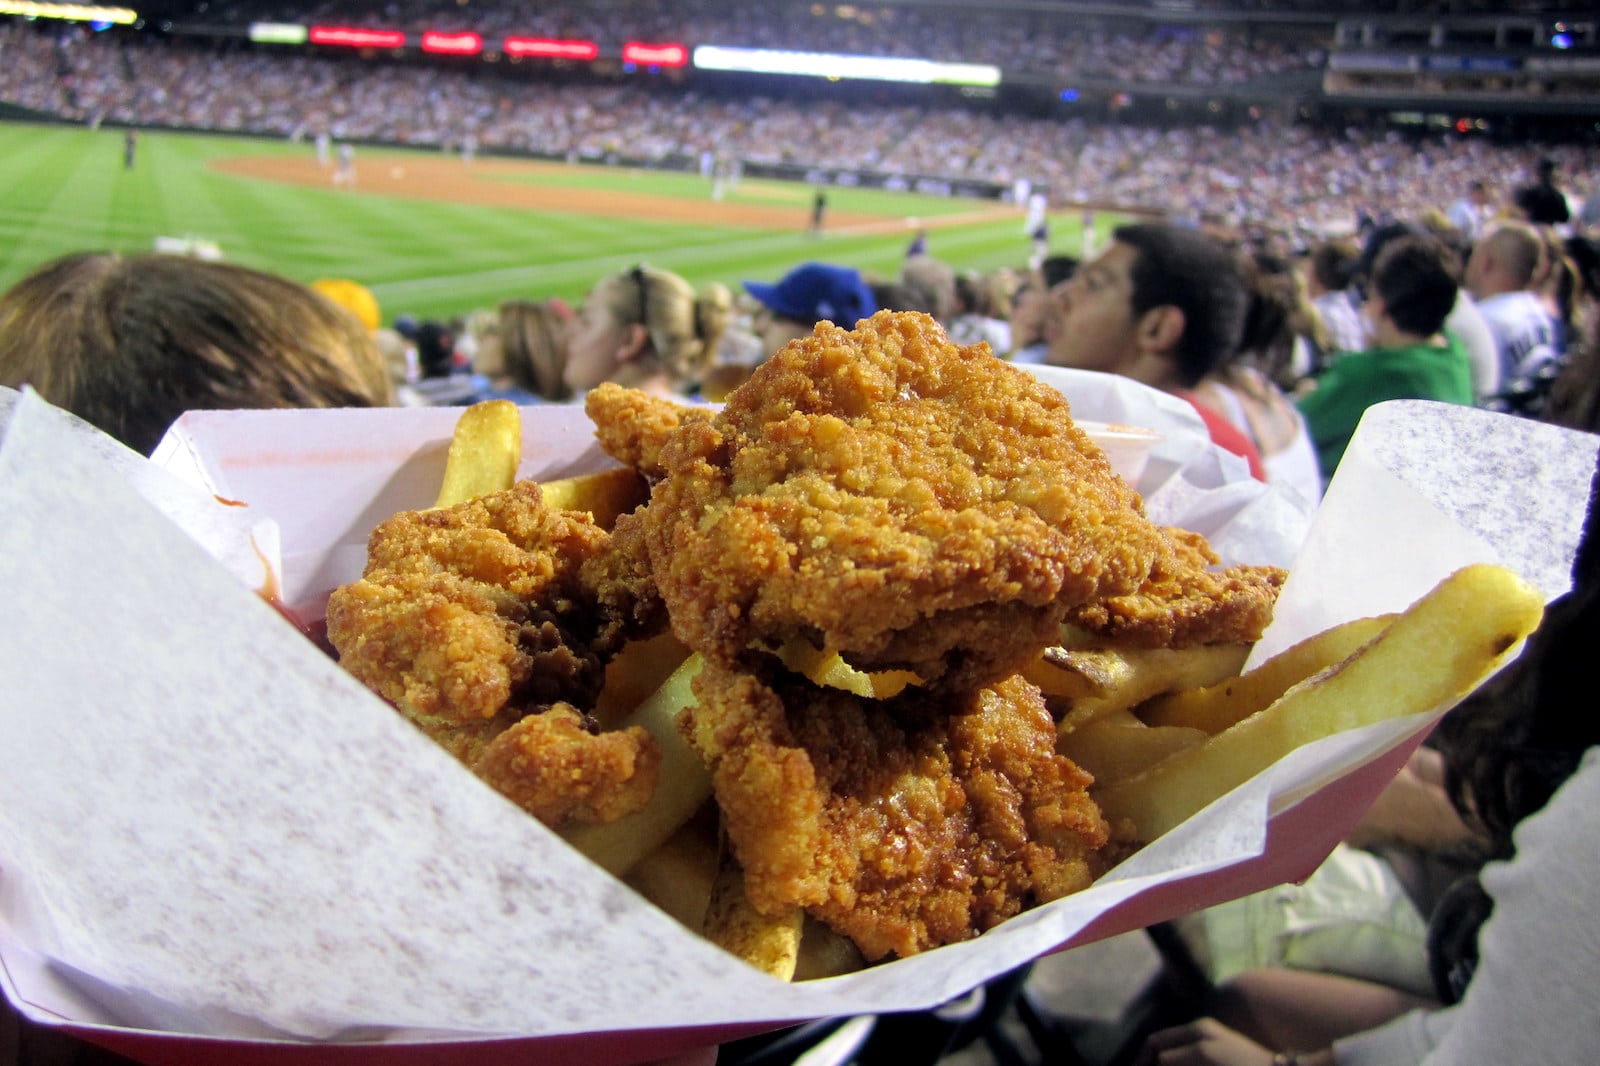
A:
[682,661,1109,960]
[471,704,661,827]
[325,316,1287,950]
[326,481,662,829]
[1065,526,1287,648]
[329,482,623,720]
[585,382,714,479]
[638,310,1164,688]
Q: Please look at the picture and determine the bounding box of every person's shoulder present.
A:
[1488,291,1552,323]
[1321,345,1376,370]
[1177,391,1266,480]
[1473,292,1518,318]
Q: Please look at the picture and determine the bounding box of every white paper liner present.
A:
[2,379,1593,1053]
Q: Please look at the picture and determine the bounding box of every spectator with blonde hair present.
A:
[898,253,958,325]
[564,264,731,398]
[472,298,573,403]
[0,251,394,455]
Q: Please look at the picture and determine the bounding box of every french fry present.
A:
[562,654,711,876]
[433,399,522,508]
[794,918,868,981]
[540,467,650,530]
[1056,709,1208,787]
[1055,642,1253,734]
[1095,564,1545,843]
[769,637,921,699]
[623,807,721,934]
[592,630,693,731]
[703,843,803,981]
[1137,614,1396,734]
[1022,646,1131,701]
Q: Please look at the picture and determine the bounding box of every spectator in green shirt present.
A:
[1298,235,1475,484]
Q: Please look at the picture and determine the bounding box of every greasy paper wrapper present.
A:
[0,371,1593,1066]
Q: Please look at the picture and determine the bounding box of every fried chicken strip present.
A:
[637,310,1166,689]
[1065,526,1287,649]
[326,481,663,829]
[585,382,714,479]
[682,659,1109,960]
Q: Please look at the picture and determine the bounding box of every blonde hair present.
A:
[497,299,570,400]
[0,252,393,454]
[1483,222,1548,288]
[606,266,733,390]
[900,254,958,322]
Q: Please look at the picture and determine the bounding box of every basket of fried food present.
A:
[324,310,1543,980]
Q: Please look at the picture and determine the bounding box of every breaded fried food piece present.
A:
[1065,526,1287,648]
[683,660,1109,960]
[326,481,662,829]
[472,704,661,827]
[638,310,1165,689]
[329,482,627,720]
[586,382,714,479]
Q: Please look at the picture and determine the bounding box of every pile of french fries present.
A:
[406,400,1547,978]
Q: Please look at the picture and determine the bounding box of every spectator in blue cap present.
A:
[743,262,878,360]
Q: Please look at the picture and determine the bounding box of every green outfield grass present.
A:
[0,122,1123,324]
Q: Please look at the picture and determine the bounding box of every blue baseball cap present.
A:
[744,262,877,327]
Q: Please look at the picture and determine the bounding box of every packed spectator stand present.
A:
[2,1,1597,255]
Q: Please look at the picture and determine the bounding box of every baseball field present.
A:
[0,121,1116,324]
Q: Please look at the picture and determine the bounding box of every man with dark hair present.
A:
[1039,253,1079,290]
[1297,235,1474,482]
[1359,220,1499,402]
[1048,222,1249,389]
[1044,222,1265,477]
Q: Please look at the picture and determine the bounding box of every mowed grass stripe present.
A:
[2,132,141,272]
[371,216,1045,317]
[0,123,1127,323]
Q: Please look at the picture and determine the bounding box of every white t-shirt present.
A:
[1335,747,1600,1065]
[947,314,1012,357]
[1314,290,1367,357]
[1445,292,1502,402]
[1475,291,1560,388]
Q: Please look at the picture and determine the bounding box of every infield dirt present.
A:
[213,154,1015,235]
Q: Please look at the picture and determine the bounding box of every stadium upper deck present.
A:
[98,0,1596,115]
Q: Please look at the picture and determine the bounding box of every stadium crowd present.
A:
[154,0,1328,85]
[4,22,1597,253]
